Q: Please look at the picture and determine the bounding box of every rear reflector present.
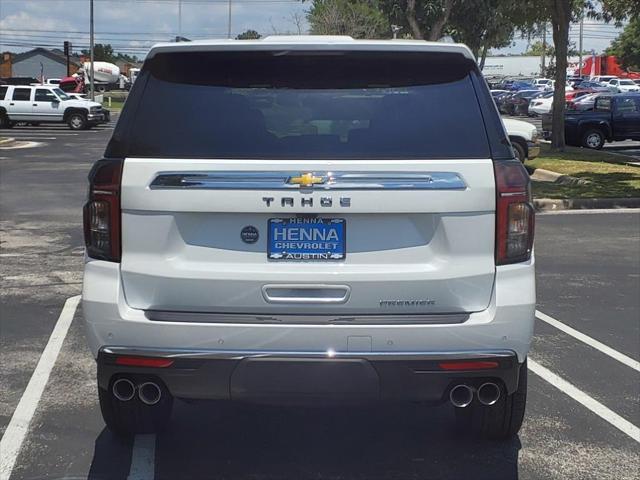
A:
[115,356,174,368]
[494,159,535,265]
[439,361,499,371]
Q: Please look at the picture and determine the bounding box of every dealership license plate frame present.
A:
[267,218,346,261]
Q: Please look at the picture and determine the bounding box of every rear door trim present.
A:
[149,171,467,191]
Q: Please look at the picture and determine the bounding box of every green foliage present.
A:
[606,16,640,69]
[379,0,455,40]
[307,0,390,38]
[80,44,140,64]
[236,29,262,40]
[446,0,518,58]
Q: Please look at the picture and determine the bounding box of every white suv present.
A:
[0,85,106,129]
[607,78,640,93]
[82,37,535,439]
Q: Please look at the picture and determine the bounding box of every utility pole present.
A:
[541,23,546,76]
[90,0,95,101]
[64,41,71,77]
[178,0,182,40]
[578,14,584,78]
[227,0,232,38]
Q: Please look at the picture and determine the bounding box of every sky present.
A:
[0,0,626,59]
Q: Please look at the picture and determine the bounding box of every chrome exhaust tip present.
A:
[112,378,136,402]
[449,384,474,408]
[138,381,162,406]
[477,382,501,406]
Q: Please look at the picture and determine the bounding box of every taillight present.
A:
[494,159,535,265]
[83,159,123,262]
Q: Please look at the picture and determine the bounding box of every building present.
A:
[0,48,81,81]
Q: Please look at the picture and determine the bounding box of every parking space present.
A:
[1,127,638,479]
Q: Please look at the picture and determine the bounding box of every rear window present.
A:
[124,51,490,159]
[12,88,31,101]
[0,86,7,100]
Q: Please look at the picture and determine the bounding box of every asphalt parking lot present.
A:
[1,121,639,480]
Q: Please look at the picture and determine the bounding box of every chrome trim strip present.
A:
[101,346,515,361]
[144,310,469,325]
[149,171,467,191]
[261,284,351,304]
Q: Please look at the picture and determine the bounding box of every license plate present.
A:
[268,218,346,261]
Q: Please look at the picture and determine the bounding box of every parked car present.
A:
[83,37,535,439]
[532,78,552,89]
[606,78,640,93]
[569,81,607,92]
[500,90,544,115]
[590,75,618,86]
[566,92,607,112]
[503,118,540,162]
[0,85,107,129]
[542,93,640,148]
[565,89,599,103]
[528,91,555,116]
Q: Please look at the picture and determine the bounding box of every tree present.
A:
[236,29,262,40]
[81,43,116,63]
[606,16,640,70]
[80,44,140,64]
[379,0,455,41]
[447,0,519,68]
[307,0,390,38]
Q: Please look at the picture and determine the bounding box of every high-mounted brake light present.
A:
[494,159,535,265]
[83,159,123,262]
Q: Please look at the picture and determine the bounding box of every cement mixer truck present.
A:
[59,61,123,94]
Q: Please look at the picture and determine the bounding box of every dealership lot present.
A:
[0,124,638,479]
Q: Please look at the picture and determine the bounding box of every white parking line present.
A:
[528,359,640,442]
[536,310,640,372]
[0,295,81,480]
[127,434,156,480]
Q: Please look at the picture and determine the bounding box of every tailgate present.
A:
[119,159,496,316]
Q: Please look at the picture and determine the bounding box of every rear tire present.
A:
[0,114,11,129]
[98,379,173,437]
[455,360,528,440]
[581,128,605,149]
[511,140,527,163]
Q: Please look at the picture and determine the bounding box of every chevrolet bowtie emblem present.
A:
[288,173,326,187]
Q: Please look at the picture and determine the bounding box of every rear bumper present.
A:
[83,258,535,404]
[97,347,523,403]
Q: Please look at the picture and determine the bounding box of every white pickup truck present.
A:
[0,84,107,130]
[503,118,541,162]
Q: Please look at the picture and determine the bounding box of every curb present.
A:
[534,197,640,211]
[530,167,590,186]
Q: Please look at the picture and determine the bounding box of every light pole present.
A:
[578,14,584,78]
[178,0,182,39]
[90,0,95,101]
[227,0,232,38]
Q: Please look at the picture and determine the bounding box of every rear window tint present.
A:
[12,88,31,101]
[122,51,491,159]
[0,86,7,100]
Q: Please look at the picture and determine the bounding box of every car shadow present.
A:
[88,401,522,480]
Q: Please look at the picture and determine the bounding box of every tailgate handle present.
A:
[262,284,350,304]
